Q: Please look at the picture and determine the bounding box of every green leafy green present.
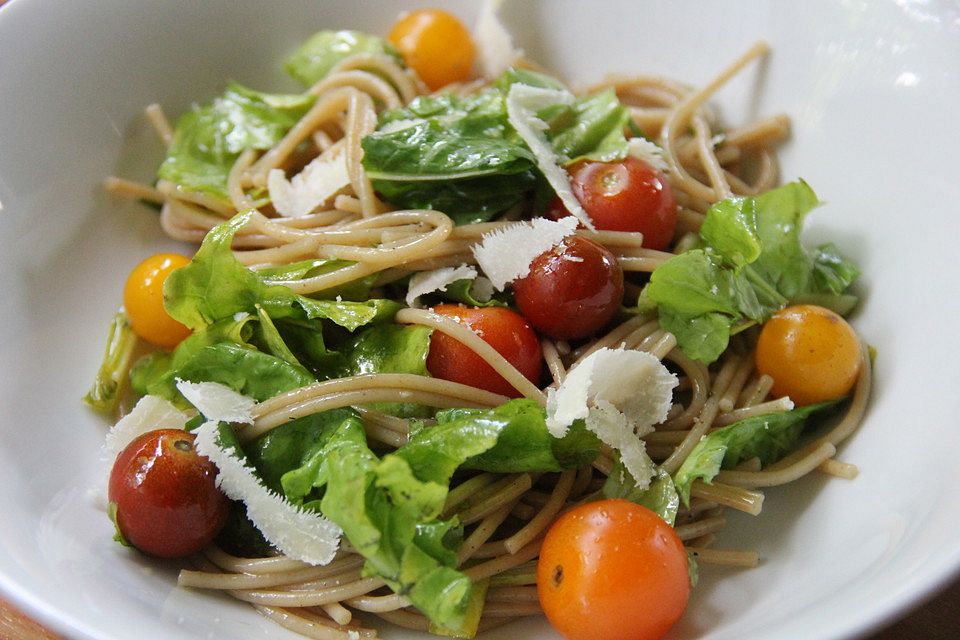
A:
[334,324,434,417]
[672,401,839,504]
[363,69,632,221]
[645,181,860,363]
[84,311,137,415]
[424,400,601,473]
[284,30,401,87]
[158,84,313,200]
[164,211,400,331]
[603,462,680,526]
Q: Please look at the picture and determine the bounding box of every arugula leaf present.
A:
[363,70,631,221]
[164,211,400,331]
[84,311,137,415]
[158,84,313,200]
[284,30,402,87]
[672,401,838,505]
[602,461,680,526]
[425,399,601,473]
[646,181,860,363]
[334,324,434,417]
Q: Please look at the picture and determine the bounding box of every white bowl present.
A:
[1,1,959,639]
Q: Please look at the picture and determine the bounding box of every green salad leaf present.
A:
[158,84,313,200]
[84,311,137,415]
[646,181,860,363]
[362,69,632,222]
[284,30,401,87]
[672,401,839,504]
[603,462,680,526]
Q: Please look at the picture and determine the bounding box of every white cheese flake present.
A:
[405,265,478,307]
[193,420,342,566]
[475,0,523,79]
[176,379,256,425]
[472,216,577,290]
[103,395,190,459]
[268,151,351,217]
[627,137,668,173]
[505,84,594,229]
[546,348,677,489]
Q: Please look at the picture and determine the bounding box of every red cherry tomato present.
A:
[513,236,624,340]
[549,156,677,250]
[537,499,690,640]
[108,429,229,558]
[426,304,543,397]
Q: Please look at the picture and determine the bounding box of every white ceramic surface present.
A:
[1,1,959,639]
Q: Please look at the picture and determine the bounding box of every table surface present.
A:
[3,575,959,639]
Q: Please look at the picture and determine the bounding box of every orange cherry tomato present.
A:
[426,304,542,398]
[388,8,476,91]
[755,304,862,406]
[123,253,192,348]
[537,499,690,640]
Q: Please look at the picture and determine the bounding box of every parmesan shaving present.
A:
[472,216,577,290]
[546,348,677,489]
[102,395,190,459]
[475,0,523,78]
[194,420,342,565]
[627,137,668,173]
[470,276,495,303]
[176,379,256,425]
[268,151,351,217]
[405,265,478,307]
[505,84,594,229]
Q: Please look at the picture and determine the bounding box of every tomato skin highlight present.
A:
[513,236,624,340]
[537,499,690,640]
[108,429,230,559]
[123,253,192,348]
[426,304,543,398]
[755,304,862,406]
[388,9,475,91]
[550,157,677,250]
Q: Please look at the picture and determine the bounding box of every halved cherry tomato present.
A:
[108,429,229,558]
[426,304,542,397]
[537,499,690,640]
[123,253,192,348]
[388,8,475,91]
[513,235,624,340]
[549,156,677,250]
[755,304,862,406]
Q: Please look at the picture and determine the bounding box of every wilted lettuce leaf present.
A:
[284,30,401,87]
[672,400,839,505]
[363,69,631,221]
[158,84,313,200]
[603,462,680,525]
[646,181,861,363]
[164,211,400,331]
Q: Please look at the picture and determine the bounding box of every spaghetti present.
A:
[95,12,871,640]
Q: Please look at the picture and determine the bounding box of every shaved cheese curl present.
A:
[193,420,342,565]
[472,216,577,290]
[506,83,594,230]
[406,265,478,306]
[475,0,523,78]
[176,379,256,425]
[546,348,677,489]
[103,395,190,459]
[268,152,351,217]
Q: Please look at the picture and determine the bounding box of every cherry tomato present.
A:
[537,499,690,640]
[513,236,624,340]
[123,253,192,348]
[755,304,862,406]
[426,304,543,397]
[108,429,229,558]
[388,8,476,91]
[549,157,677,250]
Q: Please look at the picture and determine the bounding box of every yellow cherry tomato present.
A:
[388,8,475,91]
[755,304,862,406]
[123,253,192,348]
